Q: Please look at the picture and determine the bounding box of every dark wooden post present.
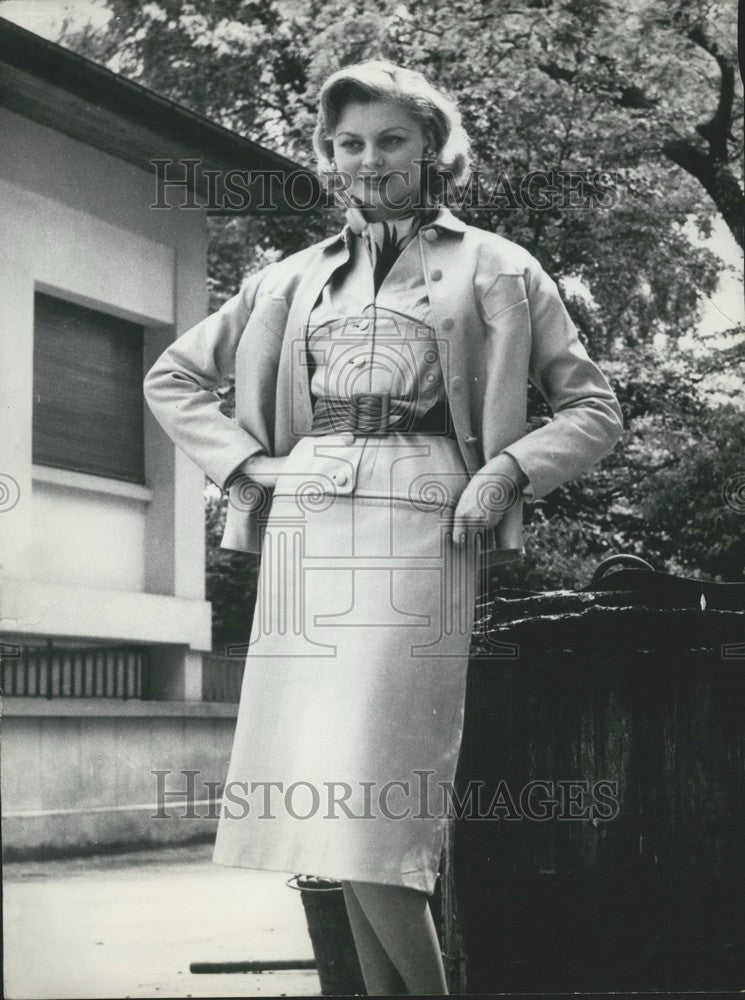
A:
[442,564,745,994]
[441,814,467,994]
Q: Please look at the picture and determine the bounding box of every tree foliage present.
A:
[205,491,260,650]
[60,0,744,638]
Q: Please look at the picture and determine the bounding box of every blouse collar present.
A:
[328,204,468,250]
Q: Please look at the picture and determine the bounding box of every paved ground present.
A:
[3,841,322,998]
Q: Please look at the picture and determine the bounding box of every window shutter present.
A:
[33,293,145,484]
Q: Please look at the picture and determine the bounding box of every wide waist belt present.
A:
[310,393,455,436]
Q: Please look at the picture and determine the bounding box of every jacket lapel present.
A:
[281,237,351,439]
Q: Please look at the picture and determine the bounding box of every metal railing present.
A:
[0,643,147,698]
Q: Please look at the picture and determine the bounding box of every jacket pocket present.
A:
[252,290,290,338]
[477,273,527,323]
[273,437,344,498]
[487,297,530,337]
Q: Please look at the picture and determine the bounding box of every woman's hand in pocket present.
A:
[452,453,528,547]
[230,453,288,490]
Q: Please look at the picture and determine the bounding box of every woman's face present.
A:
[331,99,431,221]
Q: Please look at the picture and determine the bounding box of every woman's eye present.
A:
[336,136,405,151]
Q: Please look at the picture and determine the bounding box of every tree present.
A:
[205,490,261,650]
[61,0,741,302]
[59,0,744,610]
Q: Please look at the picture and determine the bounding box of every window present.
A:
[33,292,145,484]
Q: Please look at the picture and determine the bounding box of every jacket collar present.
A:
[321,205,467,252]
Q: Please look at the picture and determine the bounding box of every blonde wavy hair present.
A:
[312,60,472,204]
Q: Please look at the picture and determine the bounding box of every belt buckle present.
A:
[352,392,390,433]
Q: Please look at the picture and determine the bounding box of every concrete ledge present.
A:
[1,697,238,718]
[3,799,221,819]
[0,577,212,649]
[32,464,154,502]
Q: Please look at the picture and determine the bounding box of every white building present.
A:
[0,16,304,855]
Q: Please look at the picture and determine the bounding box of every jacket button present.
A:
[451,375,464,391]
[423,229,438,242]
[442,318,454,331]
[357,319,370,331]
[431,269,443,281]
[333,471,348,486]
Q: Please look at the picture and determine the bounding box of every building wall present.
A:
[0,105,231,856]
[0,106,212,655]
[1,701,239,857]
[30,478,148,592]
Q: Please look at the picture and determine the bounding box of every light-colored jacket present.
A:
[143,207,624,562]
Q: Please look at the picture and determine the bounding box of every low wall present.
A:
[1,699,239,859]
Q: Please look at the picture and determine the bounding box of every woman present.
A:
[144,61,624,995]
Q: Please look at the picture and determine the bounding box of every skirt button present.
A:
[340,433,355,446]
[333,471,349,487]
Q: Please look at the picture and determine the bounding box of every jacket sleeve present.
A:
[143,266,273,490]
[500,257,624,503]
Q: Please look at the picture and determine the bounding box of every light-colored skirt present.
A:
[213,433,481,894]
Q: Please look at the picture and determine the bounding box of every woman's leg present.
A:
[345,879,449,995]
[341,880,407,995]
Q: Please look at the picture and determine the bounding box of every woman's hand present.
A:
[452,453,528,547]
[229,453,288,490]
